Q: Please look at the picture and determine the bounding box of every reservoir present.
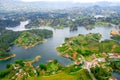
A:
[2,21,119,69]
[0,21,120,79]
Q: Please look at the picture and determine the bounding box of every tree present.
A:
[15,60,24,67]
[0,69,10,78]
[39,64,47,71]
[53,59,58,64]
[6,64,12,69]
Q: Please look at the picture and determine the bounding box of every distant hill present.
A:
[0,0,120,12]
[0,0,77,12]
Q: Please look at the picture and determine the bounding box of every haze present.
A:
[22,0,120,3]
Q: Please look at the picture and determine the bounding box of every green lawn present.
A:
[28,69,92,80]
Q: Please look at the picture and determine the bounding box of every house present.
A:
[110,30,119,35]
[109,53,119,58]
[109,77,117,80]
[92,60,100,67]
[113,53,119,57]
[98,58,105,62]
[17,74,23,78]
[15,73,19,76]
[74,61,82,65]
[19,69,22,73]
[34,70,36,73]
[48,60,53,63]
[14,65,19,70]
[109,58,120,62]
[94,15,106,19]
[102,52,108,57]
[64,54,70,58]
[36,66,39,69]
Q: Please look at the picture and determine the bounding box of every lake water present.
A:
[112,72,120,80]
[1,21,120,79]
[6,21,29,31]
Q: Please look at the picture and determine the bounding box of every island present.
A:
[14,29,53,49]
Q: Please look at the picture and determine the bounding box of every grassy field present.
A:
[28,69,92,80]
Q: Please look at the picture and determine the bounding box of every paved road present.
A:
[81,55,97,80]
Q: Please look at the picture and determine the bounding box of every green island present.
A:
[0,29,53,60]
[0,33,120,80]
[14,29,53,49]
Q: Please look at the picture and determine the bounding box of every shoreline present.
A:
[15,39,47,49]
[24,55,41,67]
[0,54,16,61]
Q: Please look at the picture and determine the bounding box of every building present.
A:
[94,15,106,19]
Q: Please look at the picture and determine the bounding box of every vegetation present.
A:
[53,25,64,29]
[57,33,120,60]
[15,60,25,67]
[110,61,120,72]
[110,30,120,42]
[111,32,120,42]
[0,30,21,51]
[24,11,120,30]
[111,35,120,41]
[0,69,11,78]
[94,22,110,27]
[91,66,112,80]
[0,30,21,60]
[38,60,63,76]
[0,51,11,59]
[0,19,20,33]
[99,40,120,53]
[56,33,120,80]
[0,19,20,27]
[0,57,92,80]
[0,29,53,60]
[0,3,120,79]
[14,29,53,49]
[29,69,92,80]
[0,32,119,80]
[25,19,41,28]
